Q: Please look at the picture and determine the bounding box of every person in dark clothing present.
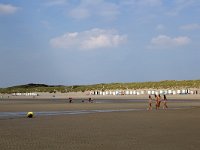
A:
[69,97,73,103]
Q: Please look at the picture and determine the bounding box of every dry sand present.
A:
[1,91,200,100]
[0,97,200,150]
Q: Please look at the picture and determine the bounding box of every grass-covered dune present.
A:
[0,80,200,94]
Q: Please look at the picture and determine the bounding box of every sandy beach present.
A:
[0,94,200,150]
[1,0,200,149]
[1,91,200,100]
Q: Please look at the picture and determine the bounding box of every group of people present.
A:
[68,97,94,103]
[148,94,168,110]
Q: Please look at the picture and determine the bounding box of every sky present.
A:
[0,0,200,87]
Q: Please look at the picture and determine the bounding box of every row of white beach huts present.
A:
[90,89,198,96]
[12,93,38,96]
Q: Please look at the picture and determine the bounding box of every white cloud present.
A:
[68,0,119,20]
[50,28,127,50]
[149,35,191,48]
[0,4,19,15]
[180,24,200,31]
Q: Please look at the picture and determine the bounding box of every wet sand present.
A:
[0,99,200,150]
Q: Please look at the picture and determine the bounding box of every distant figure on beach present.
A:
[69,97,73,103]
[163,95,168,109]
[88,97,93,103]
[155,94,159,110]
[158,94,161,109]
[147,95,152,110]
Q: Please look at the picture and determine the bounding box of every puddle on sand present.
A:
[0,106,193,119]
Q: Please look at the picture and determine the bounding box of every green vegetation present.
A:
[0,80,200,94]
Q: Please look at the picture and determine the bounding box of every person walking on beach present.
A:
[163,95,168,109]
[158,94,161,109]
[155,94,159,110]
[147,95,152,110]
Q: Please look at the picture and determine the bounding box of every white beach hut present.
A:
[151,91,155,95]
[115,91,119,95]
[125,90,129,95]
[172,90,176,95]
[141,91,145,95]
[177,90,181,94]
[181,90,186,94]
[147,91,151,95]
[168,90,172,95]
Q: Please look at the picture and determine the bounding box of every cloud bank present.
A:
[0,4,19,15]
[50,28,127,50]
[150,35,191,48]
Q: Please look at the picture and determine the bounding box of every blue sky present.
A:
[0,0,200,87]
